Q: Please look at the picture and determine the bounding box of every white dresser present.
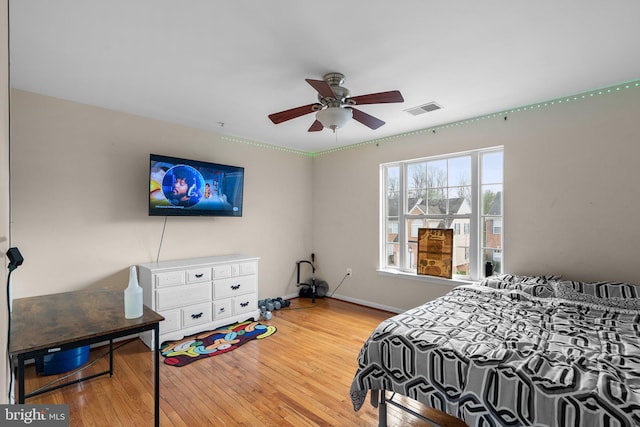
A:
[137,254,260,350]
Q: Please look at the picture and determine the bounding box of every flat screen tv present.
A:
[149,154,244,217]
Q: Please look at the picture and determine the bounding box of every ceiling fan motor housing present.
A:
[323,72,345,87]
[318,72,350,106]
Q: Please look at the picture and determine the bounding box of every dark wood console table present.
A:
[9,288,164,426]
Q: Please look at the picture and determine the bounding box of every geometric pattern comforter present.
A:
[350,275,640,427]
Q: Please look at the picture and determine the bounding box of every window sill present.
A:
[377,268,478,287]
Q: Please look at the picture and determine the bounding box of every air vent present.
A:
[404,102,442,116]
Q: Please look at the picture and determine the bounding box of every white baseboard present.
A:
[331,294,406,313]
[277,292,403,314]
[328,293,404,314]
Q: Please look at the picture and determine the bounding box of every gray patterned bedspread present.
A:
[350,276,640,426]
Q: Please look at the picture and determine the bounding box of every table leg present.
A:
[17,355,25,403]
[109,339,114,377]
[154,323,160,427]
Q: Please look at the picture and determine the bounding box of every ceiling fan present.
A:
[268,72,404,133]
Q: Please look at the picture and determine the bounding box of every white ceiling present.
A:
[9,1,640,153]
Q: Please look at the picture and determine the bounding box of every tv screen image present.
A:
[149,154,244,217]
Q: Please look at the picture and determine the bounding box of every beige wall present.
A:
[313,85,640,312]
[9,85,640,313]
[9,90,314,301]
[1,0,9,404]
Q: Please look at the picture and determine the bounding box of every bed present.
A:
[350,274,640,426]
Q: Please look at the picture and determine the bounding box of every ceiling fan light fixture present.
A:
[316,107,352,132]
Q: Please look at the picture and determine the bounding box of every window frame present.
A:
[380,147,503,282]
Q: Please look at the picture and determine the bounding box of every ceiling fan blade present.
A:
[347,90,404,105]
[305,79,336,99]
[308,120,324,132]
[350,107,385,130]
[268,103,320,124]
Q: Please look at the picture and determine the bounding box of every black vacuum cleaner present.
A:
[296,253,328,303]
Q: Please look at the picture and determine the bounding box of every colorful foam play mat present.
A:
[160,319,277,367]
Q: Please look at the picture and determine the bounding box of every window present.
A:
[381,148,503,280]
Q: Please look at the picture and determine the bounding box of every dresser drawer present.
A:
[212,264,232,279]
[213,299,232,320]
[186,268,211,283]
[156,282,211,311]
[234,294,257,315]
[159,309,180,335]
[239,262,257,276]
[182,303,212,328]
[213,275,256,299]
[155,271,185,288]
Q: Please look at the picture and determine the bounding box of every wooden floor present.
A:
[18,297,456,426]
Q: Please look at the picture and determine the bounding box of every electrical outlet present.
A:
[346,268,352,277]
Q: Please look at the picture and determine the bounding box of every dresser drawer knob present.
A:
[195,273,204,278]
[231,284,241,290]
[240,301,249,308]
[219,307,225,313]
[191,312,203,319]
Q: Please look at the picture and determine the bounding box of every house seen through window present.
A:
[381,148,503,281]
